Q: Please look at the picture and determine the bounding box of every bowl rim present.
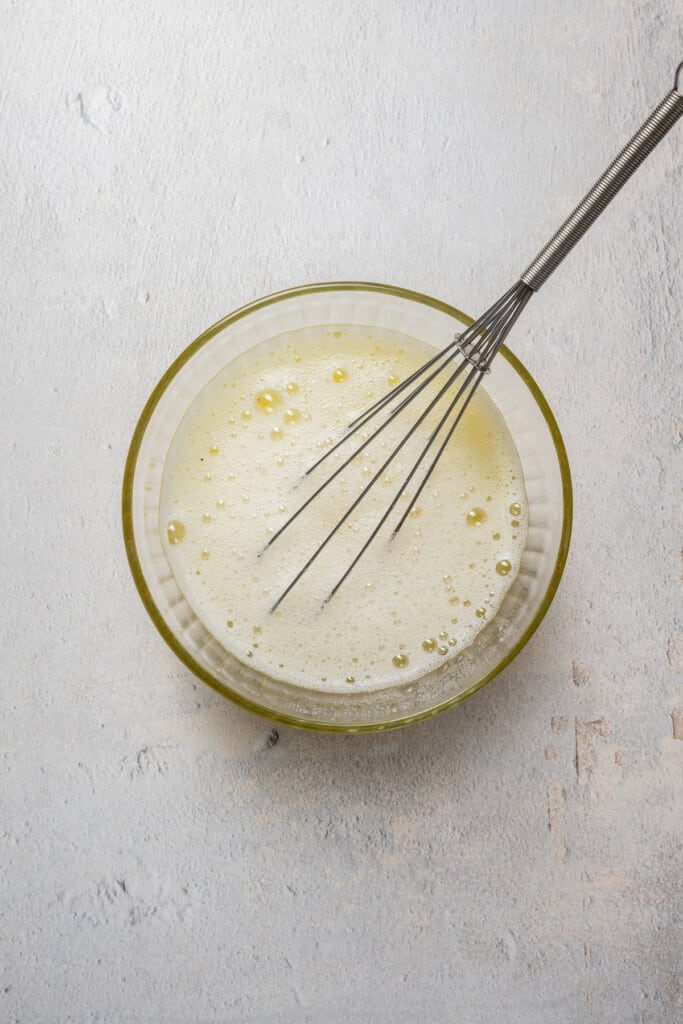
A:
[122,280,573,732]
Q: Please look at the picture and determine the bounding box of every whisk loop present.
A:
[265,64,683,610]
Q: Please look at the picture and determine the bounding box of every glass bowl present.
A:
[122,282,572,731]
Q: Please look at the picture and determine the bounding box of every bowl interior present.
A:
[123,283,572,731]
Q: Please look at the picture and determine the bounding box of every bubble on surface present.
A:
[256,389,282,413]
[166,520,185,545]
[466,507,487,526]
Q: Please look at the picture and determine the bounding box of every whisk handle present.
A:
[521,63,683,291]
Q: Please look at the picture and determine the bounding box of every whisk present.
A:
[266,62,683,611]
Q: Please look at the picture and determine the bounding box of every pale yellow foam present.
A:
[159,326,528,692]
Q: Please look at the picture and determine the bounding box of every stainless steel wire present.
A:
[266,64,683,609]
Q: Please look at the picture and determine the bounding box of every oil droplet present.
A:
[475,606,487,618]
[202,512,211,523]
[437,645,449,656]
[241,409,252,420]
[256,389,282,413]
[493,532,501,541]
[332,367,347,382]
[463,599,471,607]
[200,549,210,560]
[509,502,521,516]
[270,427,284,440]
[496,559,512,576]
[284,408,301,425]
[253,625,262,635]
[388,373,400,386]
[392,653,409,668]
[409,506,422,519]
[511,520,520,528]
[246,650,253,658]
[209,445,219,455]
[227,620,234,628]
[422,638,437,653]
[216,499,225,510]
[285,382,299,395]
[466,507,487,526]
[203,473,212,482]
[345,675,356,685]
[166,520,185,545]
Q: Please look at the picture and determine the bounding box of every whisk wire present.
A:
[324,363,483,605]
[344,280,523,435]
[268,281,533,610]
[269,351,486,613]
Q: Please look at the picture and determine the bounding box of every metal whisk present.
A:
[266,62,683,610]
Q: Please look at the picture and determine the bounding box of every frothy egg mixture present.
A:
[160,326,527,692]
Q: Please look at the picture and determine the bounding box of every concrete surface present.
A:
[1,2,682,1022]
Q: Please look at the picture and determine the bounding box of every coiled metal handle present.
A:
[521,62,683,291]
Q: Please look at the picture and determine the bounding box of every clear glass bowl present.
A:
[122,283,572,731]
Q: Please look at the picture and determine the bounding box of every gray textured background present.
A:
[1,2,682,1022]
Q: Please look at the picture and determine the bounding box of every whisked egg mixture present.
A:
[160,326,527,691]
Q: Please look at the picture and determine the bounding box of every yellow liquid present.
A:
[159,326,527,692]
